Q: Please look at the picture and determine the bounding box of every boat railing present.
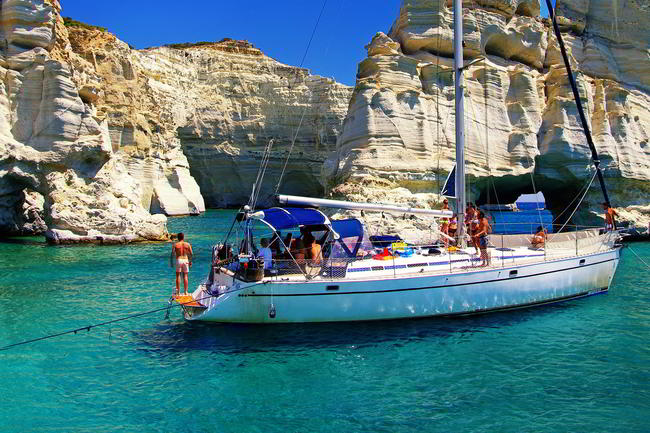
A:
[485,224,619,258]
[216,225,619,283]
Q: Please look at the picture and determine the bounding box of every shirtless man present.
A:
[170,232,193,296]
[603,203,619,231]
[473,211,491,266]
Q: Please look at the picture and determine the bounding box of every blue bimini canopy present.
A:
[251,207,330,231]
[332,218,363,240]
[331,218,364,257]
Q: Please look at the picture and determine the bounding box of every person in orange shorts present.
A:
[603,202,619,231]
[170,232,193,296]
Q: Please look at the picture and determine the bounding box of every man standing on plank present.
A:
[170,232,193,297]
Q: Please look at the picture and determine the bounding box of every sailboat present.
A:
[176,0,622,323]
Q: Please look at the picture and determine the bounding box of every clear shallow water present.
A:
[1,210,649,432]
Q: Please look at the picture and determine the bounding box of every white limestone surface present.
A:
[325,0,650,227]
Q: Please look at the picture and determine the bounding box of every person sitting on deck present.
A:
[291,239,307,272]
[215,244,233,263]
[304,233,323,266]
[216,244,241,272]
[531,226,547,249]
[258,238,273,272]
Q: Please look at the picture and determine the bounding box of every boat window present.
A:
[327,219,373,259]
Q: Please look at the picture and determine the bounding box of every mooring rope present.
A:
[0,281,270,352]
[627,246,650,272]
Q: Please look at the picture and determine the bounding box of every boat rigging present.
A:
[171,0,622,323]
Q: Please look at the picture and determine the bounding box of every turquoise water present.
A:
[1,209,649,432]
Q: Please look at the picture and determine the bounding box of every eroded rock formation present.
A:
[325,0,650,227]
[61,28,206,217]
[64,31,351,210]
[0,0,351,242]
[0,0,168,243]
[2,0,648,242]
[169,43,352,207]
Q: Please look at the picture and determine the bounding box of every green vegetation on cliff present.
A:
[164,41,214,49]
[62,17,107,32]
[163,38,256,50]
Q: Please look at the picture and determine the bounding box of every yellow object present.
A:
[391,242,407,251]
[173,294,205,308]
[447,246,459,252]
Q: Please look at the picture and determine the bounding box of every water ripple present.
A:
[1,212,648,432]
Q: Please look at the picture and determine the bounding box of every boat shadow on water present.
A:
[135,299,592,355]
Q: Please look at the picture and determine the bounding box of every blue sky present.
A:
[60,0,554,87]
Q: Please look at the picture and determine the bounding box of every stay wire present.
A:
[251,140,274,210]
[556,170,597,234]
[434,0,442,196]
[298,0,328,69]
[551,167,596,224]
[495,56,544,233]
[627,246,650,272]
[465,68,507,231]
[274,0,330,195]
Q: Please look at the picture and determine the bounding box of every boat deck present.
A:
[245,245,607,284]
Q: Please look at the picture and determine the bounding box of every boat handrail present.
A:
[211,230,619,284]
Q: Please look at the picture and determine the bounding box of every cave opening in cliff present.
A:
[472,175,585,229]
[278,171,324,200]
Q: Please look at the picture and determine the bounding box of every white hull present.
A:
[185,246,620,323]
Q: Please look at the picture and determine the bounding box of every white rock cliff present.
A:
[0,0,168,243]
[0,1,351,241]
[1,0,648,242]
[325,0,650,227]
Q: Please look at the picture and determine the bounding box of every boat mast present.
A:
[544,0,611,207]
[453,0,467,247]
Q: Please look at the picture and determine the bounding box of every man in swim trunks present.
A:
[473,211,491,266]
[170,232,193,296]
